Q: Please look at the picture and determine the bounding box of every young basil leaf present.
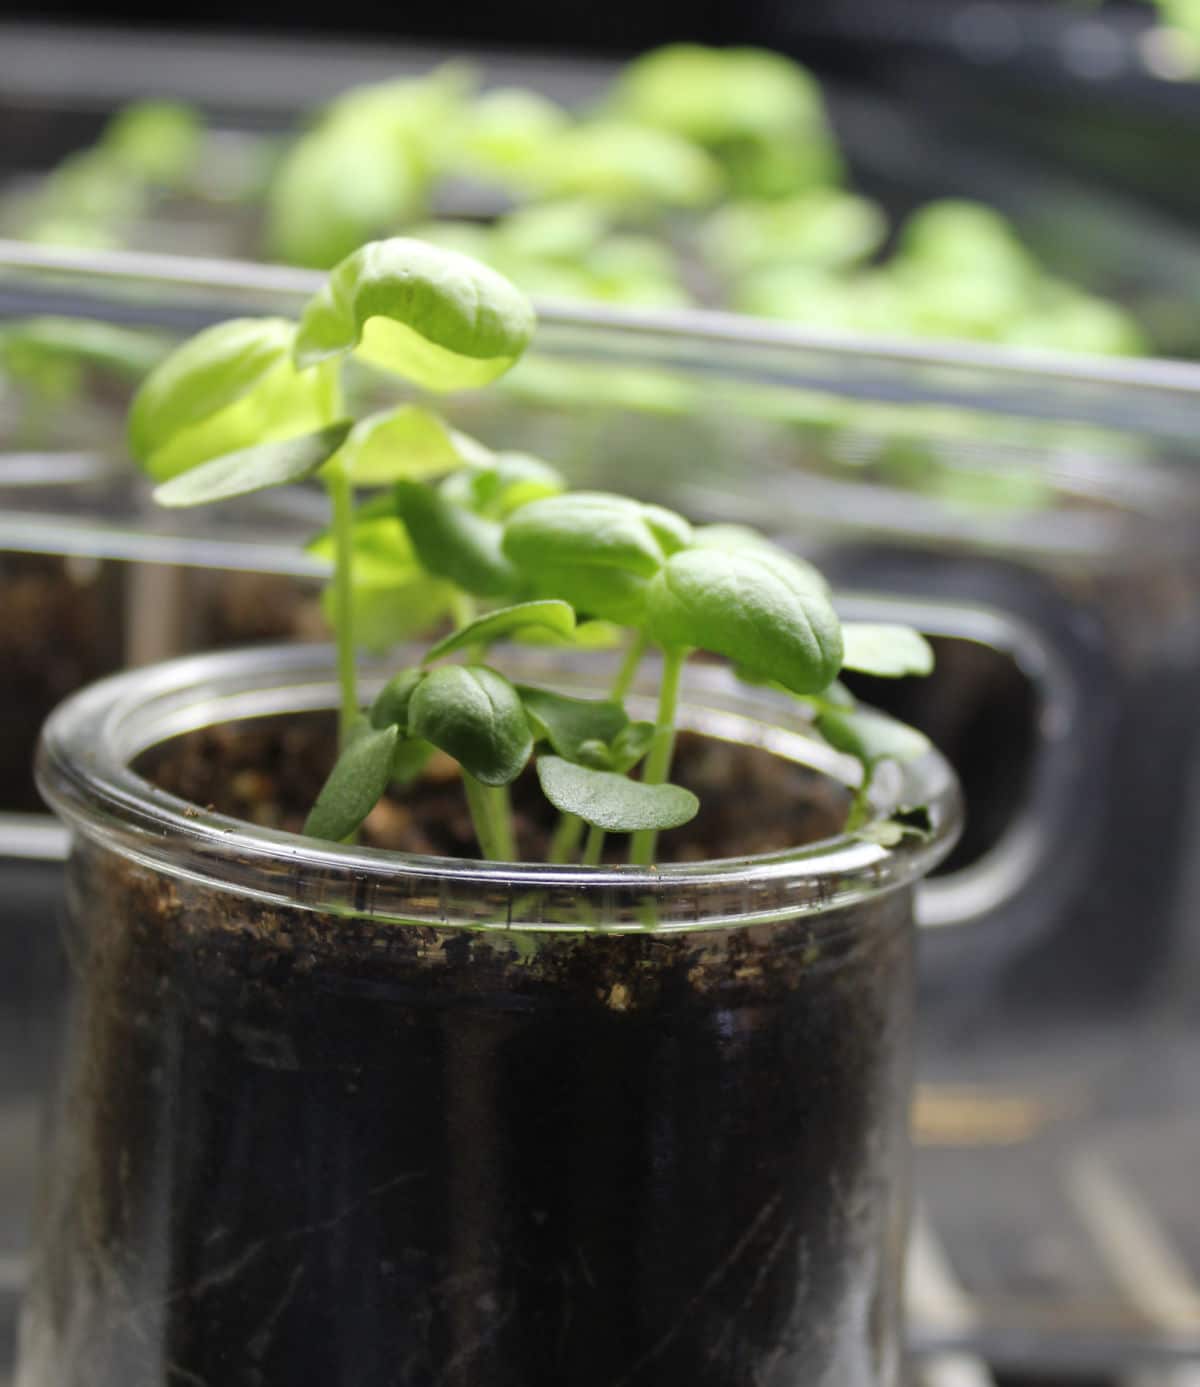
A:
[408,665,533,786]
[690,524,830,592]
[610,720,656,772]
[324,575,455,653]
[815,706,931,766]
[439,451,565,518]
[424,601,575,662]
[129,318,338,480]
[340,405,488,486]
[370,668,426,730]
[265,124,424,270]
[517,686,629,762]
[646,548,843,694]
[303,723,399,841]
[840,623,935,678]
[293,238,536,390]
[536,756,699,833]
[392,737,436,786]
[394,480,520,597]
[502,492,689,623]
[151,421,352,507]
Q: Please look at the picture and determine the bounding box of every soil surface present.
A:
[140,711,849,864]
[22,720,915,1387]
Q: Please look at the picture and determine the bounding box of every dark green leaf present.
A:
[518,686,629,762]
[425,601,575,662]
[408,665,533,785]
[394,480,519,597]
[370,668,426,730]
[303,723,399,841]
[152,422,351,507]
[293,237,536,390]
[392,738,435,786]
[536,756,699,833]
[502,492,688,622]
[610,720,655,771]
[840,623,934,678]
[815,707,931,766]
[646,547,843,694]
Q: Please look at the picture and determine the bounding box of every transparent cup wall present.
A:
[4,246,1200,1371]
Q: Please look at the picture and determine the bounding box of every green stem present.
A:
[629,646,686,867]
[463,774,510,861]
[582,823,606,867]
[610,630,649,702]
[548,812,585,865]
[326,459,358,749]
[484,783,516,861]
[844,761,876,832]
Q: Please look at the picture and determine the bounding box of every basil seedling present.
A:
[131,235,935,871]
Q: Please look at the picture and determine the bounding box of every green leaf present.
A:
[293,237,536,390]
[610,720,656,771]
[425,601,575,662]
[815,707,931,767]
[517,686,629,762]
[502,492,690,623]
[393,480,519,597]
[408,665,533,786]
[129,318,339,481]
[439,451,565,518]
[324,575,455,653]
[392,738,436,786]
[646,548,842,694]
[100,100,203,185]
[536,756,699,833]
[530,121,721,209]
[151,421,351,507]
[840,623,934,678]
[303,723,399,841]
[0,317,171,380]
[340,405,489,485]
[370,668,426,730]
[689,524,829,590]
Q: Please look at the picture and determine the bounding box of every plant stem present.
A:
[582,823,606,867]
[484,783,516,860]
[463,773,511,861]
[548,812,585,864]
[629,645,686,867]
[610,630,649,702]
[326,458,358,749]
[844,761,876,832]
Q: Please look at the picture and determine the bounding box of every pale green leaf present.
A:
[340,404,488,485]
[323,575,455,653]
[815,706,931,766]
[840,623,935,678]
[393,480,519,597]
[425,601,575,662]
[293,237,536,390]
[152,422,351,507]
[129,318,339,481]
[408,665,532,786]
[536,756,698,833]
[303,723,399,841]
[439,451,565,518]
[646,547,843,694]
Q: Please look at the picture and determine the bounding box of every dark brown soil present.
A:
[23,720,915,1387]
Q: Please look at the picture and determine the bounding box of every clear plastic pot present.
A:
[21,643,958,1387]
